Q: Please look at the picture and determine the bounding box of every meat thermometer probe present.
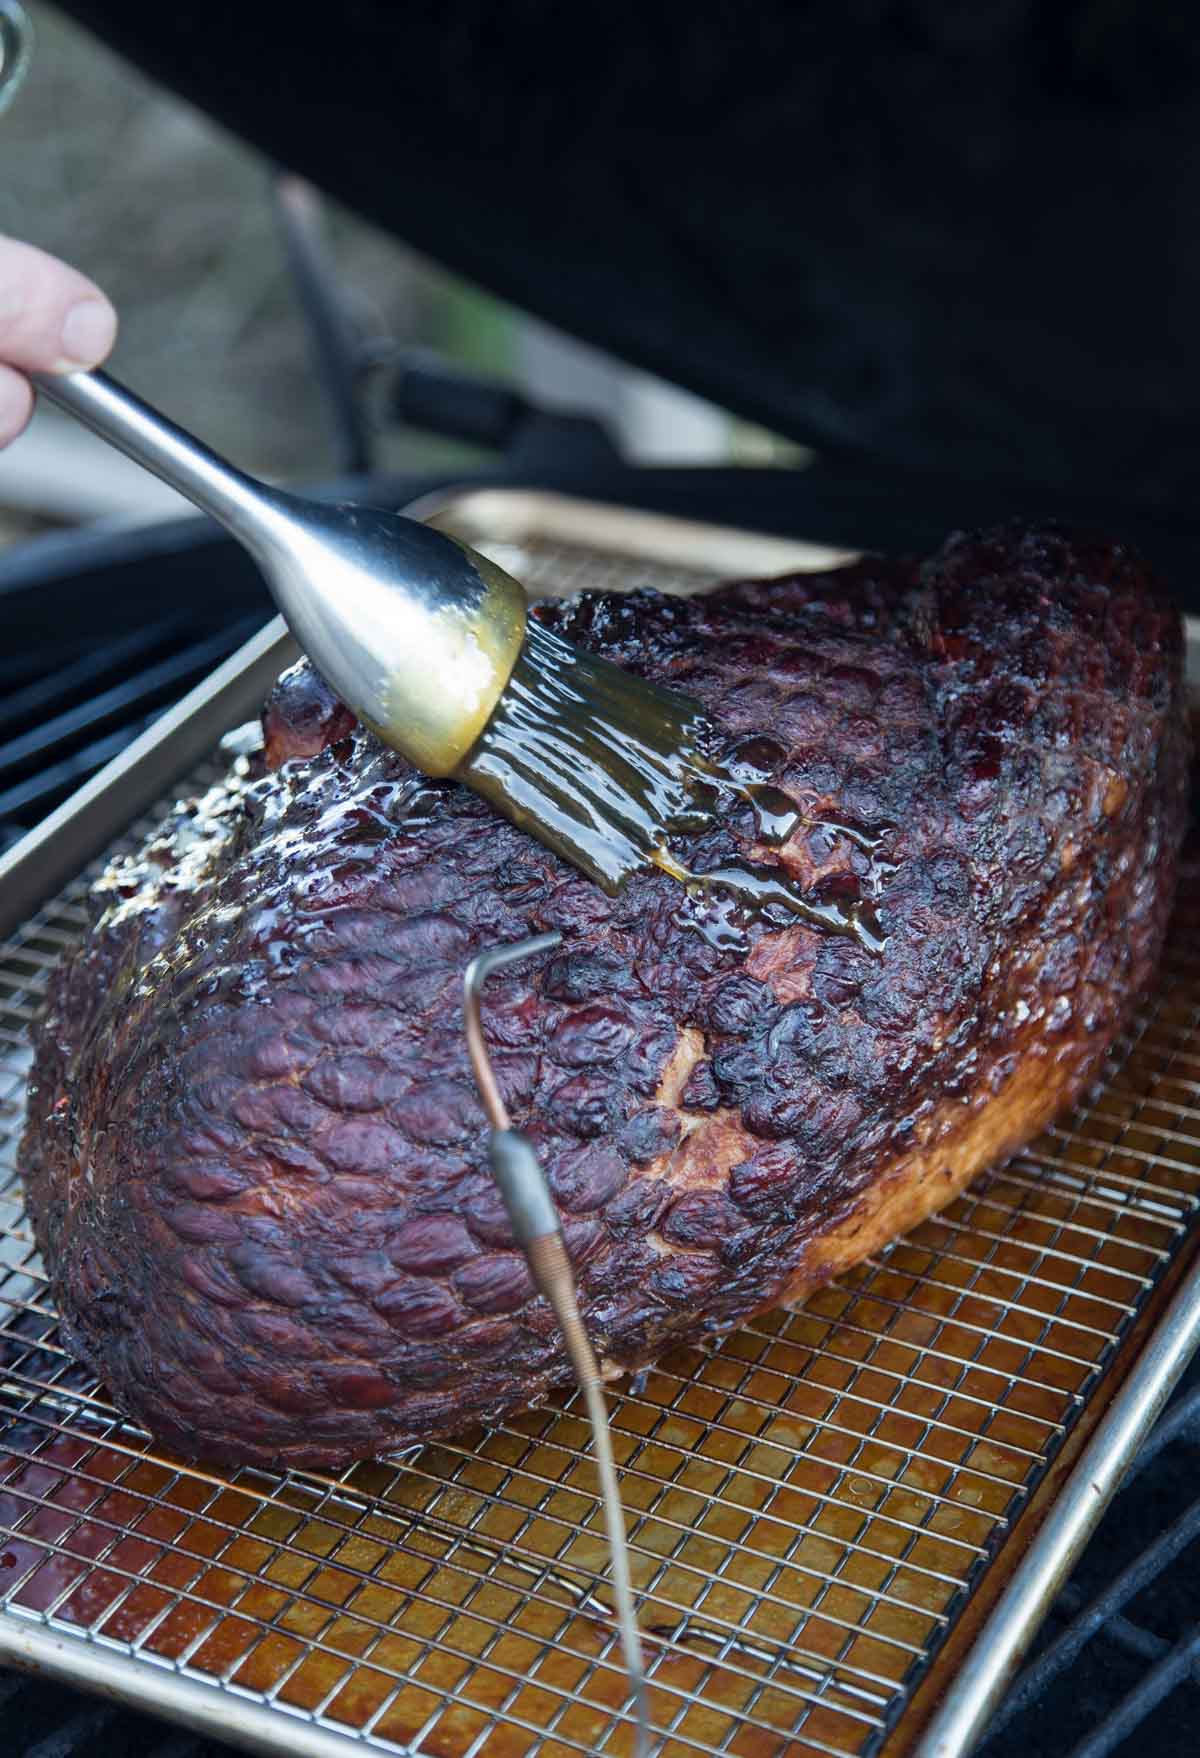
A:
[463,931,650,1758]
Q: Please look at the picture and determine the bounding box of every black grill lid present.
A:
[55,1,1200,521]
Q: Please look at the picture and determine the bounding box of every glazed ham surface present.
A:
[22,524,1190,1468]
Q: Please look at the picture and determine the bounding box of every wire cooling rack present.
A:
[1,525,1198,1758]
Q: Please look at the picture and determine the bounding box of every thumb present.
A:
[0,236,117,374]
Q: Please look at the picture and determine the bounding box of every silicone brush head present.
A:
[458,617,719,892]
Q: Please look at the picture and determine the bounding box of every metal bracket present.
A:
[0,1,31,117]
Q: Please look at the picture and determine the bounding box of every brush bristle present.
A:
[458,620,720,891]
[457,621,889,955]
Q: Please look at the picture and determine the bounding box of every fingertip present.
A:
[0,238,117,373]
[0,363,33,447]
[55,296,118,371]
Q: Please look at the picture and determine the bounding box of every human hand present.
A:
[0,236,117,447]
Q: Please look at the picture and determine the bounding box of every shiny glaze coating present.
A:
[22,524,1190,1468]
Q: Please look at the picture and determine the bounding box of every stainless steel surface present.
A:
[0,494,1197,1758]
[34,370,528,776]
[0,1,32,116]
[920,1262,1200,1757]
[464,932,650,1757]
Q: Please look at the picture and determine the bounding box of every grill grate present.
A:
[0,614,265,853]
[0,534,1198,1757]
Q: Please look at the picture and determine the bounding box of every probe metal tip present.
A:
[463,930,562,1132]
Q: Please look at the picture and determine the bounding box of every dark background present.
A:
[54,0,1200,545]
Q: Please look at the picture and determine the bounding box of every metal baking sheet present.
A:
[1,491,1198,1758]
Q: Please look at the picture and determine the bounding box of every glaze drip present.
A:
[459,618,892,954]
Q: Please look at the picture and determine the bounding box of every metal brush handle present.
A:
[32,367,527,777]
[33,367,278,537]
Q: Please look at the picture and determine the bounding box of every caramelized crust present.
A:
[22,524,1190,1468]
